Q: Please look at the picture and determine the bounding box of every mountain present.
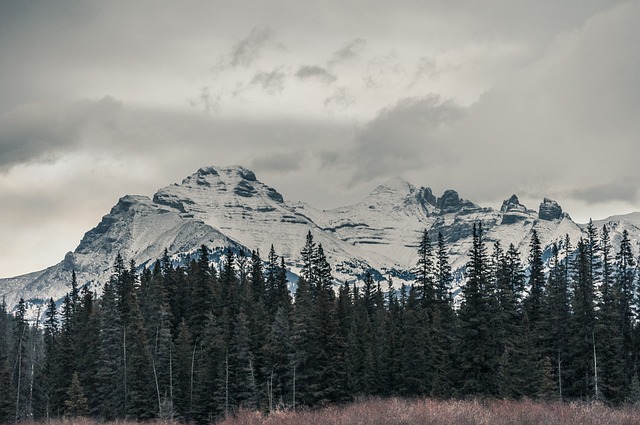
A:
[2,165,639,315]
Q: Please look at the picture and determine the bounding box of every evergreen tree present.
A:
[125,291,156,420]
[566,238,597,400]
[457,223,498,396]
[41,298,61,418]
[525,230,545,324]
[263,306,293,411]
[522,231,548,398]
[616,229,636,391]
[545,242,571,400]
[300,231,316,283]
[415,229,435,309]
[96,280,125,420]
[431,232,456,398]
[228,311,258,410]
[12,298,30,421]
[64,372,89,418]
[75,286,99,414]
[597,225,626,403]
[290,276,314,408]
[174,320,195,421]
[192,313,225,424]
[189,245,214,344]
[0,299,14,423]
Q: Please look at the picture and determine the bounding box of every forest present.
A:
[1,221,639,424]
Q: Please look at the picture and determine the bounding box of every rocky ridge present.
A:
[2,165,639,315]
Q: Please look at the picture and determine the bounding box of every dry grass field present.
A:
[18,398,640,425]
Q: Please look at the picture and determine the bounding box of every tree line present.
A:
[1,221,639,423]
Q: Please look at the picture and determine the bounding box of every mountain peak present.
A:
[375,176,414,192]
[538,198,565,221]
[366,177,416,201]
[436,190,478,214]
[500,194,531,224]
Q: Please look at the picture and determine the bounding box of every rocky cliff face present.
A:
[539,198,566,221]
[2,165,638,315]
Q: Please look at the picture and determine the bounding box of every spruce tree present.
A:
[125,291,156,420]
[263,306,293,411]
[228,311,258,410]
[566,238,597,400]
[41,298,61,418]
[96,279,125,420]
[189,245,214,344]
[0,299,14,423]
[545,242,571,400]
[64,372,89,418]
[457,223,498,396]
[12,298,30,421]
[597,225,626,403]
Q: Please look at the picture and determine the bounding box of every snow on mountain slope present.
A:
[151,166,402,279]
[2,164,640,316]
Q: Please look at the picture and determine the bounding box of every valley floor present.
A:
[23,398,640,425]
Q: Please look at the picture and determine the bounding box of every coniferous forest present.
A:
[2,221,640,423]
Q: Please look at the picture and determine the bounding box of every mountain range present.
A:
[2,165,640,315]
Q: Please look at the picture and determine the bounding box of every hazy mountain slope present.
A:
[2,165,639,315]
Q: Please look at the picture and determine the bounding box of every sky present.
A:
[1,0,639,278]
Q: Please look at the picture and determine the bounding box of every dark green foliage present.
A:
[457,223,499,396]
[95,279,125,420]
[0,299,14,423]
[64,372,88,418]
[9,225,640,422]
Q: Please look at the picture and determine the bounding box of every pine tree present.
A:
[229,311,258,410]
[263,306,293,411]
[189,245,214,344]
[125,291,156,420]
[525,230,545,324]
[96,280,125,420]
[597,225,626,403]
[545,242,571,400]
[415,229,435,309]
[494,242,525,398]
[522,231,548,398]
[457,223,498,396]
[616,229,636,391]
[290,276,314,408]
[64,372,89,418]
[566,238,597,400]
[12,298,30,421]
[192,313,225,424]
[399,285,430,395]
[0,298,14,423]
[41,298,61,418]
[174,320,195,421]
[300,231,316,283]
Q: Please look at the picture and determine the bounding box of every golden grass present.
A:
[15,398,640,425]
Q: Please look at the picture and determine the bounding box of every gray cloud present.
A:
[435,1,640,205]
[250,68,287,95]
[0,97,122,170]
[295,65,337,84]
[188,87,222,114]
[345,95,462,184]
[571,181,640,205]
[408,57,440,87]
[324,87,355,112]
[1,0,639,276]
[230,26,276,68]
[250,151,306,174]
[328,38,367,66]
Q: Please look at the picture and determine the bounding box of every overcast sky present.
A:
[1,0,639,277]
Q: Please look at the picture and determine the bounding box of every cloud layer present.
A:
[0,0,638,276]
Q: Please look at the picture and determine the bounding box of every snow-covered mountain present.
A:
[2,165,640,315]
